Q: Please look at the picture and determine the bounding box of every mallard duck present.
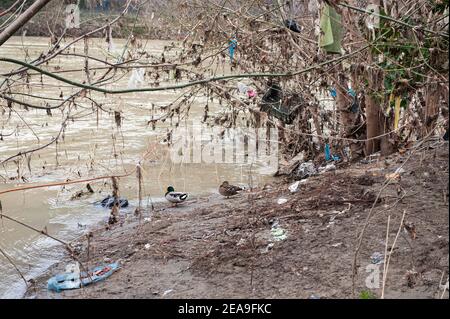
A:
[219,181,243,198]
[165,186,188,206]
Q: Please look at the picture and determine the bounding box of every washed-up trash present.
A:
[348,88,356,97]
[237,82,248,94]
[325,144,331,161]
[144,243,151,250]
[284,19,301,33]
[329,88,359,113]
[289,181,300,193]
[127,68,145,89]
[260,83,303,124]
[144,217,151,223]
[229,37,237,61]
[277,198,288,205]
[296,161,317,179]
[163,289,173,297]
[329,88,337,98]
[47,263,120,292]
[319,4,343,54]
[237,82,256,98]
[324,144,340,161]
[309,294,320,299]
[261,242,275,254]
[271,222,288,241]
[100,195,129,208]
[370,252,384,265]
[318,163,336,173]
[331,242,342,248]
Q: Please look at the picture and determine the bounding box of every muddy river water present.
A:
[0,37,276,298]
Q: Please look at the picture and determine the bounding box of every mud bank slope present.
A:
[24,142,449,299]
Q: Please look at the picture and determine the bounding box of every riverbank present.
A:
[24,140,449,299]
[1,9,182,40]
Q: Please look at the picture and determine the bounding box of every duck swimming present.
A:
[165,186,188,206]
[219,181,243,198]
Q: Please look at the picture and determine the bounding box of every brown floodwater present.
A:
[0,37,276,298]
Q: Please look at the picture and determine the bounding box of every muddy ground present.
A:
[24,140,449,299]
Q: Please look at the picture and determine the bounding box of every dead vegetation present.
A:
[23,139,449,299]
[0,0,448,299]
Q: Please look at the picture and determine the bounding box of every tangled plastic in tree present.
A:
[229,36,238,61]
[128,68,145,89]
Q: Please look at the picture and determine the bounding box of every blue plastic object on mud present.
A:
[47,263,120,293]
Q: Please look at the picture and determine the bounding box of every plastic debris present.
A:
[309,294,320,299]
[163,289,173,297]
[261,242,275,254]
[271,222,288,241]
[329,88,337,98]
[331,242,342,248]
[47,263,120,292]
[127,68,145,89]
[325,144,331,161]
[277,198,288,205]
[237,82,248,94]
[324,144,340,162]
[144,217,151,223]
[144,243,151,250]
[229,37,237,61]
[288,181,300,193]
[370,252,384,265]
[284,19,301,33]
[100,195,129,208]
[318,163,336,173]
[296,161,317,179]
[260,83,303,124]
[348,88,356,97]
[237,82,256,98]
[320,4,342,54]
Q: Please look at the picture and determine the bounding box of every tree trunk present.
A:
[365,67,383,155]
[424,81,440,135]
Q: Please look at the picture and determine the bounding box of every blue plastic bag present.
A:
[229,37,238,62]
[325,144,340,162]
[47,263,120,292]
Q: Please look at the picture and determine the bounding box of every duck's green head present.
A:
[167,186,175,192]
